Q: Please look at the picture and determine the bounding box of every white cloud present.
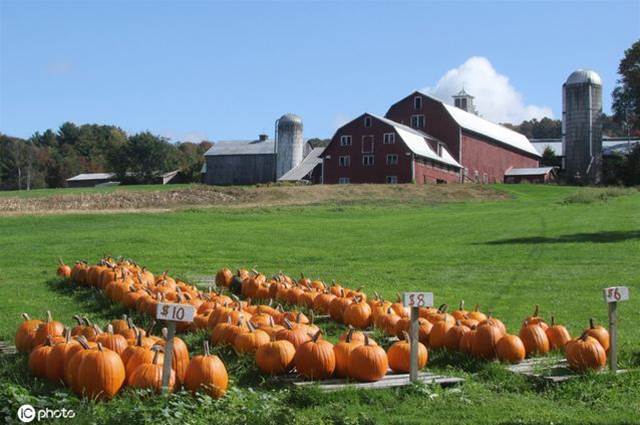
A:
[423,56,553,124]
[161,130,209,143]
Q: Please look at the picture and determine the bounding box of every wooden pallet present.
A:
[506,357,628,383]
[276,370,464,391]
[0,341,17,355]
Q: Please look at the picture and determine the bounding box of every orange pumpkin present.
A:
[519,321,550,357]
[584,318,610,352]
[184,341,228,398]
[546,316,571,351]
[387,331,428,373]
[15,313,43,353]
[348,335,388,382]
[75,342,126,399]
[33,311,64,347]
[255,339,296,375]
[566,332,607,372]
[333,328,362,378]
[496,334,526,364]
[129,347,175,393]
[294,330,335,380]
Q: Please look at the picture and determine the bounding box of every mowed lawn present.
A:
[0,184,639,424]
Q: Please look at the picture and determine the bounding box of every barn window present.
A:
[386,154,398,165]
[386,176,398,184]
[364,116,372,128]
[338,177,350,184]
[414,96,422,110]
[361,135,374,153]
[340,135,352,146]
[383,133,395,144]
[362,154,374,166]
[339,155,350,167]
[411,115,425,128]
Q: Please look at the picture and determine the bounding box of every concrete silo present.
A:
[562,69,603,184]
[275,113,304,179]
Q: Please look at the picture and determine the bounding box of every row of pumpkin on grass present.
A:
[16,311,227,400]
[214,268,611,372]
[56,260,610,372]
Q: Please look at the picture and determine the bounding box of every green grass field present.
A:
[0,184,638,424]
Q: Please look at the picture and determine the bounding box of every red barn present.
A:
[322,113,461,184]
[385,91,541,183]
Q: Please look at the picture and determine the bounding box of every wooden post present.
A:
[608,301,617,373]
[161,321,176,394]
[409,306,419,382]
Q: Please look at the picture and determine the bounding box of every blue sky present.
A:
[1,1,638,142]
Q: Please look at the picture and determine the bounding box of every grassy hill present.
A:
[0,184,638,424]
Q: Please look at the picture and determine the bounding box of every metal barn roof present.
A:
[416,91,540,158]
[566,69,602,86]
[66,173,115,182]
[204,139,275,156]
[505,167,554,176]
[369,114,462,168]
[278,147,325,181]
[530,138,640,156]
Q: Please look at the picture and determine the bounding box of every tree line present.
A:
[0,123,212,190]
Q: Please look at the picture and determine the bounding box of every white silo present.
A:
[275,113,304,179]
[562,69,603,184]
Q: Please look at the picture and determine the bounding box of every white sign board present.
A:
[603,286,629,303]
[156,303,196,323]
[402,292,434,308]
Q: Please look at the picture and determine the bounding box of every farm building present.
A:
[202,114,324,185]
[66,173,118,188]
[531,136,640,168]
[322,90,541,184]
[504,166,557,184]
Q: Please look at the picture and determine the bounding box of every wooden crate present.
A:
[276,370,464,391]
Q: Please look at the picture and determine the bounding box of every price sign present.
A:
[402,292,433,308]
[156,303,195,323]
[603,286,629,303]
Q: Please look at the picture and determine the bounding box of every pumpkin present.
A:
[524,304,548,330]
[565,332,607,372]
[472,318,504,359]
[546,316,571,351]
[255,339,296,375]
[338,326,377,346]
[229,271,244,296]
[478,314,507,335]
[378,308,401,335]
[184,341,228,398]
[313,291,336,314]
[390,293,409,318]
[496,334,526,364]
[258,316,285,338]
[443,320,471,351]
[110,315,130,335]
[75,342,126,399]
[129,346,175,393]
[57,259,72,278]
[519,321,550,357]
[467,304,487,322]
[210,317,235,346]
[96,324,128,356]
[348,335,388,382]
[425,304,455,326]
[459,325,477,354]
[387,331,428,373]
[64,337,97,389]
[45,329,79,383]
[234,322,270,354]
[333,328,362,378]
[328,290,353,323]
[28,336,54,378]
[276,319,312,349]
[215,268,233,287]
[125,344,164,384]
[33,311,64,347]
[121,331,149,370]
[429,319,454,349]
[156,328,190,385]
[294,330,335,380]
[452,300,469,321]
[343,296,372,329]
[584,318,610,352]
[15,313,43,353]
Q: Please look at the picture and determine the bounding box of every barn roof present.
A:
[505,167,554,176]
[278,147,325,181]
[530,137,640,156]
[368,114,462,168]
[66,173,115,182]
[417,91,541,158]
[204,139,275,156]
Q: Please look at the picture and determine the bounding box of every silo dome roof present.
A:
[279,113,303,124]
[566,69,602,86]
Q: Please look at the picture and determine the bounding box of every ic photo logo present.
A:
[17,404,76,423]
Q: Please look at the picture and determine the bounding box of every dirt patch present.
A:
[0,184,508,215]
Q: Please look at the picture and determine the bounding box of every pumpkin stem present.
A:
[345,327,354,343]
[474,304,480,312]
[135,330,143,346]
[579,331,590,341]
[402,330,411,342]
[151,346,163,364]
[396,292,401,302]
[589,317,596,329]
[45,310,52,323]
[22,313,31,321]
[459,300,465,311]
[533,304,539,317]
[312,329,322,342]
[551,316,556,326]
[203,340,211,356]
[64,328,71,343]
[364,334,370,346]
[96,342,103,352]
[106,324,114,335]
[284,318,294,330]
[77,336,90,349]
